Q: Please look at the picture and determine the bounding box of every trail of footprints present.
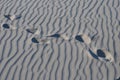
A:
[0,14,114,63]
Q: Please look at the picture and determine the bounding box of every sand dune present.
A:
[0,0,120,80]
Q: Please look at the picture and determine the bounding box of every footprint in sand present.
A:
[46,33,70,41]
[1,23,16,30]
[26,27,40,35]
[31,36,50,45]
[75,34,92,45]
[75,33,99,45]
[4,14,21,21]
[87,48,114,63]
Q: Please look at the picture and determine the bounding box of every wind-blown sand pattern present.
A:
[0,0,120,80]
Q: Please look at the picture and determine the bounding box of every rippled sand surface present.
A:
[0,0,120,80]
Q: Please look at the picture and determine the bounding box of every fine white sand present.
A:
[0,0,120,80]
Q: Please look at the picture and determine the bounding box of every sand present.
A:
[0,0,120,80]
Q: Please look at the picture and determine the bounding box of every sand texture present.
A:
[0,0,120,80]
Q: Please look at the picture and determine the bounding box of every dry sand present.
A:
[0,0,120,80]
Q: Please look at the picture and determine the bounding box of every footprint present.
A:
[75,34,91,45]
[1,23,16,30]
[26,27,40,36]
[97,49,114,63]
[46,33,70,40]
[87,48,114,63]
[4,14,21,20]
[2,23,10,29]
[31,36,50,45]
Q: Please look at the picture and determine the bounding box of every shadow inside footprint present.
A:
[47,34,60,38]
[31,37,39,43]
[75,35,84,42]
[2,24,10,29]
[4,15,11,20]
[116,77,120,80]
[16,15,21,19]
[26,28,37,34]
[97,49,106,58]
